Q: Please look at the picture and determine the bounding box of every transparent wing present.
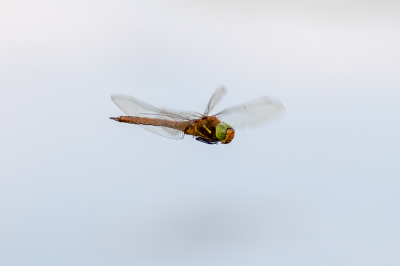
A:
[161,108,203,121]
[139,125,184,139]
[215,96,285,129]
[111,94,201,121]
[203,85,227,116]
[111,94,201,139]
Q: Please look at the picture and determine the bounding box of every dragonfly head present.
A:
[216,123,235,144]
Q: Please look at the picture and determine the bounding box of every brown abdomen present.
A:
[110,116,188,131]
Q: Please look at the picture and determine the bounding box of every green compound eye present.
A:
[216,123,229,140]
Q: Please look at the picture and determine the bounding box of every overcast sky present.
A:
[1,1,399,265]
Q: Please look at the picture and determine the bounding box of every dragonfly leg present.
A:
[195,137,218,145]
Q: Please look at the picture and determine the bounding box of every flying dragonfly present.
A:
[110,86,285,145]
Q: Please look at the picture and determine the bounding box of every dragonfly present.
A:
[110,86,285,145]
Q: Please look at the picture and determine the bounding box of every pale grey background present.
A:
[1,1,399,265]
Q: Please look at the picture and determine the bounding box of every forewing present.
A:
[111,94,199,139]
[161,108,202,121]
[203,85,227,116]
[215,96,285,129]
